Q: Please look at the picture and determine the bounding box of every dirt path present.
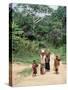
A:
[12,54,66,86]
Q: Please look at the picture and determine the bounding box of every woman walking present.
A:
[40,49,46,75]
[45,51,50,71]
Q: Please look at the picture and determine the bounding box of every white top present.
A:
[40,54,46,64]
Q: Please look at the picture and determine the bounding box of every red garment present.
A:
[32,64,38,74]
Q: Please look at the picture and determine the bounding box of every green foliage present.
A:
[48,45,66,64]
[9,4,66,64]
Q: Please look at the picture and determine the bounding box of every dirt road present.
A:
[12,54,66,86]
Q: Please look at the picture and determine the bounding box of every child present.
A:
[32,60,38,76]
[54,55,60,74]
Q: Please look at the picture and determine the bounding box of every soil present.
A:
[11,54,66,86]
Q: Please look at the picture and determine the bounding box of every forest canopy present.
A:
[9,4,66,64]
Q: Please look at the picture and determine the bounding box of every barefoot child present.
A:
[54,55,61,74]
[32,60,38,76]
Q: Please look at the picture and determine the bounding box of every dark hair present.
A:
[56,56,58,58]
[33,60,36,63]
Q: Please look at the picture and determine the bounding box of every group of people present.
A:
[32,49,61,76]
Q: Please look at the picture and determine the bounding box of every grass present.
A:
[12,53,40,64]
[18,68,32,77]
[48,45,66,64]
[12,41,66,64]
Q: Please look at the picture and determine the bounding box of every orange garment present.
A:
[54,58,60,70]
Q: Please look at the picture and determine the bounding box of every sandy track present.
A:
[12,54,66,86]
